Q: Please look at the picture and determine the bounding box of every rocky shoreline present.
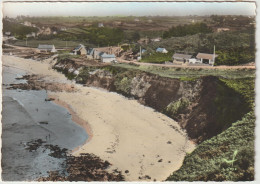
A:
[2,54,195,181]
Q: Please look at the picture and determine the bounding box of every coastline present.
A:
[2,54,196,181]
[48,94,93,153]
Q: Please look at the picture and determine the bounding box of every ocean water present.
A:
[2,65,88,181]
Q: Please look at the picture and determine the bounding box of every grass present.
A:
[167,111,255,181]
[140,52,173,64]
[113,63,255,79]
[13,39,83,49]
[54,55,255,181]
[219,77,255,109]
[164,97,189,117]
[167,75,255,181]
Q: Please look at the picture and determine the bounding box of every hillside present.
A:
[167,76,255,181]
[167,111,255,181]
[140,28,255,65]
[52,56,255,181]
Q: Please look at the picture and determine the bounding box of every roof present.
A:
[74,44,85,51]
[88,48,94,55]
[38,44,54,50]
[196,53,218,60]
[156,48,166,52]
[101,53,116,58]
[173,53,192,60]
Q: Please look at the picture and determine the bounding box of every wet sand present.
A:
[2,60,88,180]
[2,55,196,181]
[48,94,93,153]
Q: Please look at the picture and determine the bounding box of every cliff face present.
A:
[54,60,250,143]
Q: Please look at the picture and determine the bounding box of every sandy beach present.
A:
[3,55,195,181]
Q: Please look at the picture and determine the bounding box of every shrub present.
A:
[164,98,190,117]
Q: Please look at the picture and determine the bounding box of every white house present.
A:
[5,32,11,36]
[189,58,201,64]
[172,53,192,63]
[196,53,218,65]
[23,21,32,27]
[60,27,67,31]
[151,37,161,42]
[217,28,230,32]
[101,53,116,63]
[26,32,36,38]
[37,44,56,53]
[156,48,168,53]
[98,23,104,27]
[73,44,87,55]
[87,48,94,59]
[93,50,105,60]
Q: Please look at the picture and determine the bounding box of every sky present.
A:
[2,2,256,18]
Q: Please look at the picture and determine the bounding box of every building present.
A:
[196,53,218,65]
[37,44,56,53]
[151,37,161,42]
[60,27,66,31]
[4,32,11,36]
[138,37,149,44]
[37,27,52,36]
[101,53,116,63]
[93,46,122,57]
[23,21,32,27]
[156,48,168,53]
[98,23,104,27]
[73,44,87,55]
[86,48,94,59]
[217,28,230,32]
[93,50,105,60]
[113,21,122,26]
[188,58,200,64]
[172,53,192,63]
[26,32,36,38]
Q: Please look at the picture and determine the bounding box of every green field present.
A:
[113,63,255,79]
[12,39,83,49]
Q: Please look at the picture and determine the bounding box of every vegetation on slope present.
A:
[57,26,124,46]
[215,47,255,66]
[167,111,255,181]
[163,22,212,38]
[114,63,255,79]
[219,77,255,109]
[142,28,255,65]
[167,77,255,181]
[3,19,38,39]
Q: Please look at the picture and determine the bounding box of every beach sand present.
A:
[3,55,195,181]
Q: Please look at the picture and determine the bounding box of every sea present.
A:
[2,64,88,181]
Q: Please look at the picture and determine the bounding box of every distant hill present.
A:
[3,19,38,39]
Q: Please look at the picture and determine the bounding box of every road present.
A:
[4,44,255,70]
[116,57,255,70]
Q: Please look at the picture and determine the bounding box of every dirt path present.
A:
[117,57,255,69]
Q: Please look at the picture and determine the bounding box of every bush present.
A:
[164,98,189,117]
[114,77,132,95]
[167,111,255,181]
[163,23,212,38]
